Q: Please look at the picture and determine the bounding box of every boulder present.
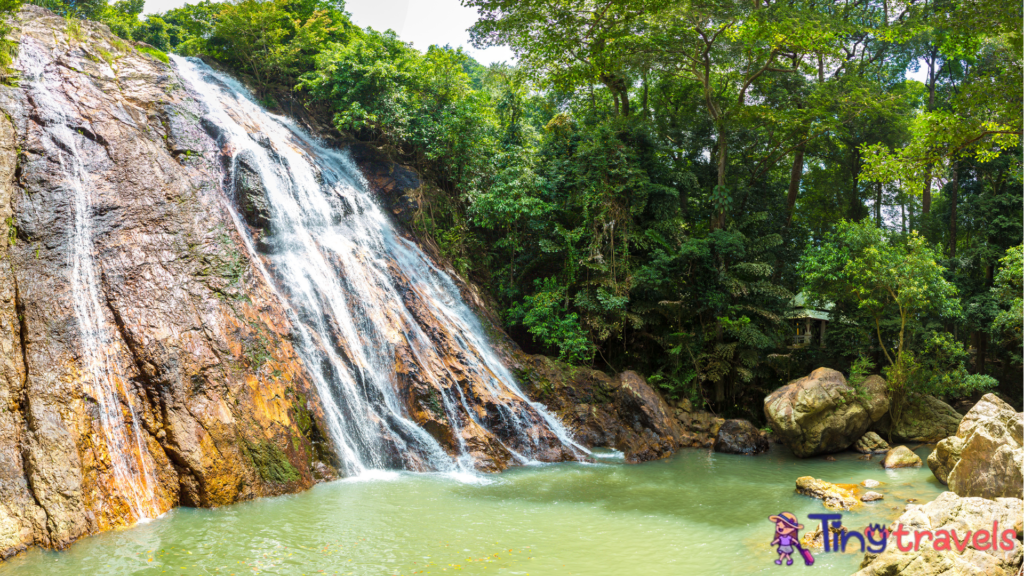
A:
[928,394,1024,499]
[853,431,890,453]
[873,394,962,442]
[675,408,724,448]
[713,419,769,455]
[795,476,860,510]
[861,491,884,502]
[928,437,964,484]
[764,368,888,457]
[852,492,1023,576]
[515,356,685,463]
[862,479,882,488]
[883,446,923,468]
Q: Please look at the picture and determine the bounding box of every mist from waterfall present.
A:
[173,56,586,477]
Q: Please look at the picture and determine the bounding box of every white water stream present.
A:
[20,39,159,521]
[173,56,586,476]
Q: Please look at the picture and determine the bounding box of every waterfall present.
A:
[173,56,587,476]
[20,40,159,521]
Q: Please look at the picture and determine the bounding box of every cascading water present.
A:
[173,56,587,476]
[20,40,159,521]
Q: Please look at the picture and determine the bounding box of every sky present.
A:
[142,0,515,65]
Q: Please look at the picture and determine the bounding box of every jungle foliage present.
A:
[33,0,1023,419]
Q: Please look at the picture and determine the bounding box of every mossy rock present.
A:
[242,439,300,484]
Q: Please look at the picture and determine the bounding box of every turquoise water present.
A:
[1,445,944,576]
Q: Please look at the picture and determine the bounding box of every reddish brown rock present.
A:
[713,419,769,455]
[0,6,334,558]
[512,356,683,463]
[346,142,421,225]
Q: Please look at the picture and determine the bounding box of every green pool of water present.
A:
[2,445,945,576]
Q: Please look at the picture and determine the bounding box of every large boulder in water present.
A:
[713,419,769,455]
[928,393,1023,499]
[763,368,888,457]
[852,491,1023,576]
[882,446,922,468]
[514,355,684,463]
[872,393,963,443]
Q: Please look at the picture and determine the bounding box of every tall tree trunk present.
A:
[949,163,959,258]
[875,182,883,227]
[641,70,649,117]
[713,126,728,230]
[922,167,933,214]
[785,142,806,226]
[901,196,906,233]
[601,73,630,117]
[922,52,938,214]
[976,331,987,374]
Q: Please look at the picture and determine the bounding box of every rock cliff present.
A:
[0,6,690,561]
[0,5,335,558]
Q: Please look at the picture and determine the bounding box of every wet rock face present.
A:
[0,6,334,558]
[928,393,1023,499]
[853,492,1023,576]
[231,150,273,232]
[346,142,421,225]
[514,356,683,463]
[713,419,769,455]
[764,368,888,458]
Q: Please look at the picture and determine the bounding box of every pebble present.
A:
[862,491,884,502]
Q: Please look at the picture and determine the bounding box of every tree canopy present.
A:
[21,0,1024,418]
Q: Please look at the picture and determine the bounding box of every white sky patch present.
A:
[142,0,515,65]
[905,58,930,83]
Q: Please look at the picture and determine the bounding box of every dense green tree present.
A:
[800,220,995,431]
[38,0,1021,417]
[0,0,20,81]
